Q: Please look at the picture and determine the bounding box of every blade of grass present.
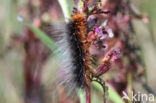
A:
[78,89,86,103]
[92,81,125,103]
[26,22,58,51]
[58,0,72,22]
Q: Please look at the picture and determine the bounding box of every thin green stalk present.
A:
[58,0,71,22]
[92,81,125,103]
[78,89,86,103]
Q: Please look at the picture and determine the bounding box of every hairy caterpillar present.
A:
[67,13,90,88]
[45,0,120,103]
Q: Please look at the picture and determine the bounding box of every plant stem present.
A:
[86,86,91,103]
[58,0,71,22]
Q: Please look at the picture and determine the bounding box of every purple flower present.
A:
[95,27,107,39]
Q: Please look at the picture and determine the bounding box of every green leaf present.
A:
[58,0,72,22]
[26,22,58,51]
[92,81,125,103]
[78,89,86,103]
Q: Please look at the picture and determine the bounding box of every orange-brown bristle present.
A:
[67,13,92,87]
[72,13,92,86]
[72,13,87,41]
